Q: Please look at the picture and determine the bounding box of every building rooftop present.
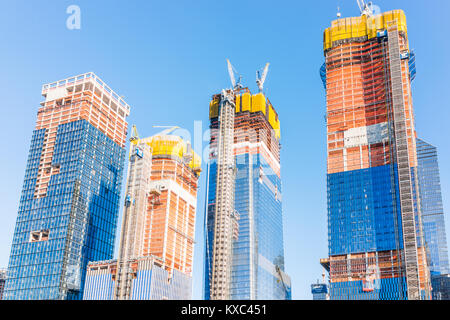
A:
[41,72,131,116]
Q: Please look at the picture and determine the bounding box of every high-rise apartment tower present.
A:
[204,64,291,300]
[4,73,130,300]
[321,5,431,300]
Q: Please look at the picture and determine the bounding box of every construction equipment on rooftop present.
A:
[130,125,140,145]
[227,59,243,91]
[357,0,374,17]
[256,63,270,93]
[152,125,180,136]
[323,9,408,52]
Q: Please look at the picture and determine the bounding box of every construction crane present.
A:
[130,125,140,145]
[152,125,180,136]
[357,0,374,17]
[226,59,243,91]
[130,125,180,147]
[256,63,270,93]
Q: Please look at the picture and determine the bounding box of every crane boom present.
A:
[357,0,364,12]
[130,125,140,145]
[256,63,270,92]
[152,125,180,136]
[357,0,374,17]
[227,59,237,89]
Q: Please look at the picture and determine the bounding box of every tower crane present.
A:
[152,125,180,136]
[256,63,270,93]
[226,59,243,91]
[357,0,374,17]
[130,125,140,145]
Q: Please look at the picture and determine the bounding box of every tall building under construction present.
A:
[4,73,130,300]
[321,3,431,300]
[204,63,291,300]
[83,128,201,300]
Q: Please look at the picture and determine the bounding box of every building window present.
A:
[29,229,50,242]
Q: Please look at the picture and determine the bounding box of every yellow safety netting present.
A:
[143,135,201,170]
[323,10,408,51]
[209,92,281,140]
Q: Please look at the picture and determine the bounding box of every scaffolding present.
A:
[210,89,236,300]
[387,24,422,300]
[115,142,152,300]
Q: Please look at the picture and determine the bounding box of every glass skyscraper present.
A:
[416,138,449,275]
[204,89,291,300]
[416,138,450,300]
[4,73,129,300]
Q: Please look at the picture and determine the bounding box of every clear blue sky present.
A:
[0,0,449,300]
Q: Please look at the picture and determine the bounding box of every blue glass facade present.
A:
[4,119,125,300]
[327,164,411,300]
[431,274,450,300]
[416,138,449,276]
[205,153,291,300]
[327,165,403,256]
[329,277,407,300]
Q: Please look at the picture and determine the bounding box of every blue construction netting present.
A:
[409,50,416,82]
[320,63,327,90]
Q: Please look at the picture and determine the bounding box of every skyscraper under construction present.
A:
[4,73,130,300]
[204,62,291,300]
[321,2,431,300]
[83,127,202,300]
